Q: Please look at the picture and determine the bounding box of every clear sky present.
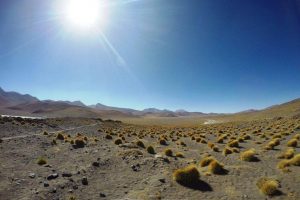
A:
[0,0,300,113]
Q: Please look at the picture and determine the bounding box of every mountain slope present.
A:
[0,87,38,107]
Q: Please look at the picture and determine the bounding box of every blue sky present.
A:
[0,0,300,113]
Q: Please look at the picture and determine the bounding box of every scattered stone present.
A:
[62,172,72,177]
[100,193,106,197]
[50,187,57,193]
[131,164,141,171]
[73,185,78,190]
[47,173,59,180]
[44,181,49,187]
[82,176,88,185]
[29,173,36,178]
[159,178,166,183]
[92,161,100,167]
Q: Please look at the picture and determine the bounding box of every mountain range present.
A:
[0,87,299,119]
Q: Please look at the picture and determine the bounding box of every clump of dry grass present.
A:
[164,148,173,157]
[208,142,215,149]
[212,146,219,152]
[287,138,298,147]
[277,148,294,159]
[264,139,280,150]
[136,140,145,148]
[105,134,112,139]
[159,139,167,145]
[56,132,64,140]
[37,157,47,165]
[289,154,300,166]
[256,177,280,196]
[240,149,257,162]
[199,156,215,167]
[114,138,122,145]
[228,140,239,148]
[277,159,290,170]
[51,139,57,145]
[208,160,226,174]
[146,145,155,154]
[293,133,300,140]
[173,165,200,184]
[222,147,233,156]
[175,152,184,158]
[200,139,207,144]
[74,138,85,148]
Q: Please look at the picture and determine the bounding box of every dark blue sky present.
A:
[0,0,300,112]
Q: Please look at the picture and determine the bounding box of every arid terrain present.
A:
[0,115,299,200]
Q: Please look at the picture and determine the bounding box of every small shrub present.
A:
[200,139,207,144]
[136,140,145,148]
[232,147,240,153]
[105,134,112,139]
[217,137,224,143]
[200,156,215,167]
[165,148,173,157]
[289,154,300,166]
[212,146,219,152]
[51,139,57,145]
[277,159,290,170]
[56,133,64,140]
[43,131,48,135]
[256,177,280,196]
[222,147,233,156]
[277,148,294,159]
[146,145,155,154]
[173,165,200,184]
[159,139,167,145]
[176,152,184,158]
[37,157,47,165]
[208,142,215,149]
[240,149,257,162]
[208,160,226,174]
[114,138,122,145]
[74,138,85,148]
[287,139,297,147]
[228,140,239,148]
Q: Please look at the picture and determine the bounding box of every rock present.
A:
[47,173,59,180]
[29,173,36,178]
[81,176,88,185]
[44,181,49,187]
[159,178,166,183]
[100,193,106,197]
[50,187,57,193]
[155,154,169,163]
[92,161,100,167]
[131,164,140,171]
[62,172,72,177]
[73,185,78,190]
[119,143,138,148]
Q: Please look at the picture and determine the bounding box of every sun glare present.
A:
[65,0,106,29]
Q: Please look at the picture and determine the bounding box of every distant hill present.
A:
[217,98,300,121]
[0,87,299,120]
[0,87,38,107]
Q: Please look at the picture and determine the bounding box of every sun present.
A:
[65,0,106,29]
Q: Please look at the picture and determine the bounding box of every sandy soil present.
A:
[0,116,299,200]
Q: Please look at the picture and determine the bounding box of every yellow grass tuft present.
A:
[173,165,200,184]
